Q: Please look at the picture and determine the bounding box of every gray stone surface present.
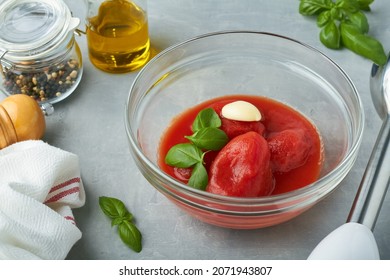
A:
[3,0,389,260]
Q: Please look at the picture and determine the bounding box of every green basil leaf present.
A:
[188,162,208,190]
[356,0,373,11]
[111,212,133,226]
[112,217,125,226]
[317,10,331,27]
[356,0,374,5]
[165,143,203,167]
[320,21,341,49]
[330,6,344,20]
[347,11,369,33]
[186,127,229,151]
[299,0,333,16]
[192,108,221,132]
[118,220,142,253]
[99,196,129,219]
[300,0,385,66]
[336,0,359,13]
[340,22,387,66]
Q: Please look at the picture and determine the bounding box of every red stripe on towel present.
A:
[64,216,76,225]
[45,186,80,204]
[49,177,81,193]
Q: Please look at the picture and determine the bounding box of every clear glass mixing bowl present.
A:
[125,31,364,229]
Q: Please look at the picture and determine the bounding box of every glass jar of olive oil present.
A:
[86,0,151,73]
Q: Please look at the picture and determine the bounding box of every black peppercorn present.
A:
[1,59,80,102]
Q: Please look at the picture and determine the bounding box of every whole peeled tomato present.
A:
[207,131,274,197]
[221,118,265,139]
[267,128,312,173]
[208,100,265,139]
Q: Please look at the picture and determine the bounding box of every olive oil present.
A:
[86,0,150,73]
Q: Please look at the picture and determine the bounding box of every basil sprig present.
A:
[99,196,142,253]
[165,108,228,190]
[185,127,229,151]
[299,0,387,66]
[165,143,204,168]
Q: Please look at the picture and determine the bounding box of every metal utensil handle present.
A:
[347,117,390,230]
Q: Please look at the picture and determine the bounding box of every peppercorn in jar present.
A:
[0,0,83,104]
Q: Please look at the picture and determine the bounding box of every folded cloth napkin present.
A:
[0,140,85,259]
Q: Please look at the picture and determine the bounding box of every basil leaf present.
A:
[331,7,344,20]
[356,0,374,5]
[192,108,222,132]
[320,20,341,49]
[99,196,142,253]
[165,143,203,167]
[118,220,142,253]
[111,212,133,227]
[337,0,372,12]
[356,0,373,11]
[188,162,208,190]
[340,22,387,66]
[164,107,227,189]
[347,11,369,33]
[317,10,331,27]
[111,217,125,226]
[186,127,229,151]
[300,0,385,66]
[336,0,359,13]
[299,0,333,16]
[99,196,129,219]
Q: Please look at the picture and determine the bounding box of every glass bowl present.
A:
[125,31,364,229]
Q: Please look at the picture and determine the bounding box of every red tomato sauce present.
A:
[158,95,323,196]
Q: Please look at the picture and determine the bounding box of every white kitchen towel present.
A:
[0,140,85,259]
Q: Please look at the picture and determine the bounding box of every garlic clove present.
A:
[221,100,262,122]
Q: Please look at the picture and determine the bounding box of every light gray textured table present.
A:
[7,0,390,260]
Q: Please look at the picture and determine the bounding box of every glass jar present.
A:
[85,0,150,73]
[0,0,83,105]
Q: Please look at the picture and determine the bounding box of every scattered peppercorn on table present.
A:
[1,0,389,260]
